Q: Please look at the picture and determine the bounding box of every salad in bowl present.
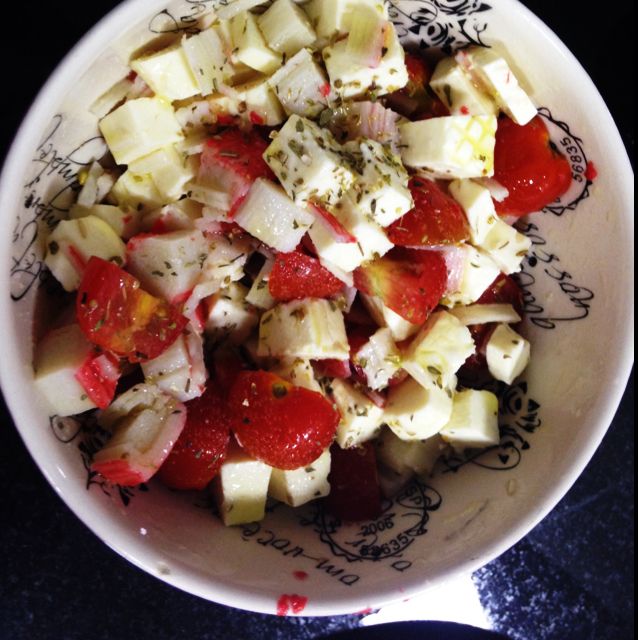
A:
[0,0,633,616]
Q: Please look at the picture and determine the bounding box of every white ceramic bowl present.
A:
[0,0,633,617]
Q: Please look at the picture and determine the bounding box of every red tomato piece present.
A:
[494,115,572,217]
[268,251,344,302]
[353,248,448,324]
[228,371,340,470]
[74,351,121,409]
[387,178,471,246]
[312,358,352,379]
[324,442,382,522]
[76,257,188,363]
[157,384,232,490]
[199,129,275,215]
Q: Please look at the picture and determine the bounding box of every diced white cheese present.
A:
[258,299,349,360]
[346,139,413,227]
[440,389,500,452]
[441,246,501,307]
[234,178,314,252]
[353,328,401,391]
[126,230,209,303]
[33,324,99,417]
[376,427,444,476]
[384,377,453,441]
[258,0,316,57]
[360,294,422,342]
[485,323,531,384]
[329,379,384,448]
[269,449,331,507]
[131,45,200,101]
[44,216,126,292]
[331,196,394,262]
[305,0,388,40]
[402,311,475,390]
[246,257,276,310]
[111,170,164,212]
[429,57,497,116]
[448,178,499,245]
[449,303,521,326]
[205,282,259,345]
[230,12,282,75]
[99,98,183,166]
[268,48,329,118]
[480,218,532,275]
[213,443,273,526]
[323,22,408,99]
[399,115,497,179]
[128,146,196,203]
[233,77,286,126]
[456,47,537,126]
[69,203,140,240]
[181,28,227,96]
[270,357,323,394]
[142,327,207,402]
[263,115,355,207]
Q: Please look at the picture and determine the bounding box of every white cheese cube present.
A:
[131,44,200,101]
[69,204,140,240]
[399,115,497,179]
[214,443,273,526]
[347,139,413,227]
[360,294,421,342]
[263,115,355,207]
[269,449,331,507]
[323,22,408,99]
[233,77,285,126]
[142,327,207,402]
[330,379,384,448]
[181,28,227,96]
[449,303,521,326]
[268,48,329,118]
[480,218,532,275]
[270,358,323,394]
[127,230,209,303]
[99,98,183,166]
[449,178,498,245]
[44,217,126,292]
[441,246,501,307]
[457,47,537,126]
[234,178,314,252]
[402,311,475,390]
[352,327,401,391]
[429,57,497,116]
[440,389,499,452]
[332,196,394,262]
[485,324,531,385]
[258,299,349,360]
[305,0,388,39]
[384,377,453,441]
[205,282,259,344]
[258,0,316,56]
[129,146,196,203]
[246,258,276,310]
[111,171,164,212]
[230,12,282,75]
[376,427,444,476]
[33,324,98,417]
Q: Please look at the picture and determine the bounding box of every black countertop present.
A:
[1,2,633,639]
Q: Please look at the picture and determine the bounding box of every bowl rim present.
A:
[0,0,634,616]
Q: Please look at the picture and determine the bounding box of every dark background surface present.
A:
[0,2,633,639]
